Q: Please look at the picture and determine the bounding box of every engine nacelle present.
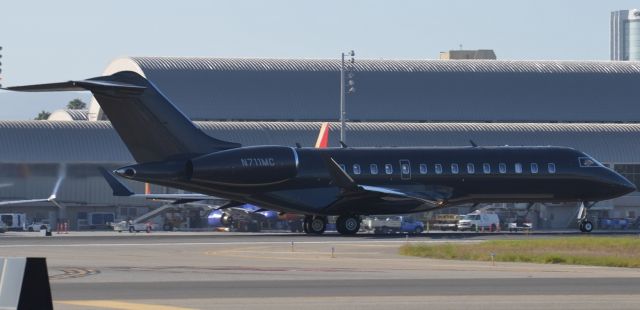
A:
[187,146,299,186]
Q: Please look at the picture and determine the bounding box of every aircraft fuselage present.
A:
[118,145,635,216]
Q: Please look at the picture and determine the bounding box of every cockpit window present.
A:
[579,156,604,168]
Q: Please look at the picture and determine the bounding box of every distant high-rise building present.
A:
[611,9,640,60]
[438,49,496,60]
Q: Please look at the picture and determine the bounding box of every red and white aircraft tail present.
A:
[315,122,330,148]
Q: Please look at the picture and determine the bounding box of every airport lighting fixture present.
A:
[340,50,355,144]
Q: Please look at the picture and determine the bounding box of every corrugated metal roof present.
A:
[2,120,640,164]
[89,57,640,123]
[132,57,640,74]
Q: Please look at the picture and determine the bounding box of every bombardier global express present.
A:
[7,71,635,234]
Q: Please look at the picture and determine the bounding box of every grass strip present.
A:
[400,237,640,268]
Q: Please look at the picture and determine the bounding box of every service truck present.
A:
[430,214,461,231]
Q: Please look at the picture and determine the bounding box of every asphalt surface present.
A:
[1,231,639,310]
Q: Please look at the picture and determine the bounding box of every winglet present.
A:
[98,167,135,196]
[323,157,358,190]
[315,122,330,148]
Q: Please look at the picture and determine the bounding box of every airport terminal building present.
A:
[3,57,640,230]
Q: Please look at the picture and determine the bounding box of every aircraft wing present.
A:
[0,198,52,206]
[322,157,441,213]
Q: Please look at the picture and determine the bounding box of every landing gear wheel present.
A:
[579,220,593,233]
[337,215,360,235]
[304,215,326,235]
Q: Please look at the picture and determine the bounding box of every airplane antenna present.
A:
[469,140,478,147]
[339,141,348,148]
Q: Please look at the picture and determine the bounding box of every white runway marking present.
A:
[0,239,479,248]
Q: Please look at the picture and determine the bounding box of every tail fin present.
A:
[7,71,240,162]
[315,122,330,148]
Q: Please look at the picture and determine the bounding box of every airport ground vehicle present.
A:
[113,220,153,233]
[0,213,27,231]
[457,211,500,231]
[363,216,424,234]
[0,221,6,233]
[26,222,50,232]
[507,218,532,232]
[430,214,461,231]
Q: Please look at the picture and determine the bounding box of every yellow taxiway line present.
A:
[56,300,195,310]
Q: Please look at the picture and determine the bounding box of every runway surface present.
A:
[1,232,639,309]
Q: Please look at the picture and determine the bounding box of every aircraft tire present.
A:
[337,215,360,235]
[306,216,326,234]
[581,220,593,233]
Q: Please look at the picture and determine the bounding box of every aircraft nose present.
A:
[618,177,636,195]
[611,173,636,196]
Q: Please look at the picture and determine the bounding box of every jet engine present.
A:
[207,210,233,227]
[187,146,298,186]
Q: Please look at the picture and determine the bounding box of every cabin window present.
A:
[515,163,523,174]
[483,163,491,174]
[451,163,459,174]
[530,163,538,174]
[339,164,346,172]
[419,164,428,174]
[499,163,507,174]
[435,164,443,174]
[385,164,393,175]
[353,164,361,175]
[548,163,556,174]
[370,164,379,175]
[401,163,410,174]
[467,163,475,174]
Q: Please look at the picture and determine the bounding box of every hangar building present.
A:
[3,57,640,230]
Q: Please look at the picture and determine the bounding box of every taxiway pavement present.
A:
[1,232,639,309]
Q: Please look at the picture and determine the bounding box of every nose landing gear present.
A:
[577,202,595,233]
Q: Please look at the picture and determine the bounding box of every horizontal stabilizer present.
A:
[98,167,134,196]
[6,79,146,93]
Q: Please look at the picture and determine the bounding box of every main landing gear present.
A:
[303,215,327,235]
[303,215,362,235]
[577,202,595,233]
[336,215,360,235]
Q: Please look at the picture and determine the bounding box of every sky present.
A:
[0,0,638,120]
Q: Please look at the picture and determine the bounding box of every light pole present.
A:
[340,50,355,144]
[0,46,3,88]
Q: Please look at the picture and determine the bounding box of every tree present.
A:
[34,110,51,120]
[67,98,87,110]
